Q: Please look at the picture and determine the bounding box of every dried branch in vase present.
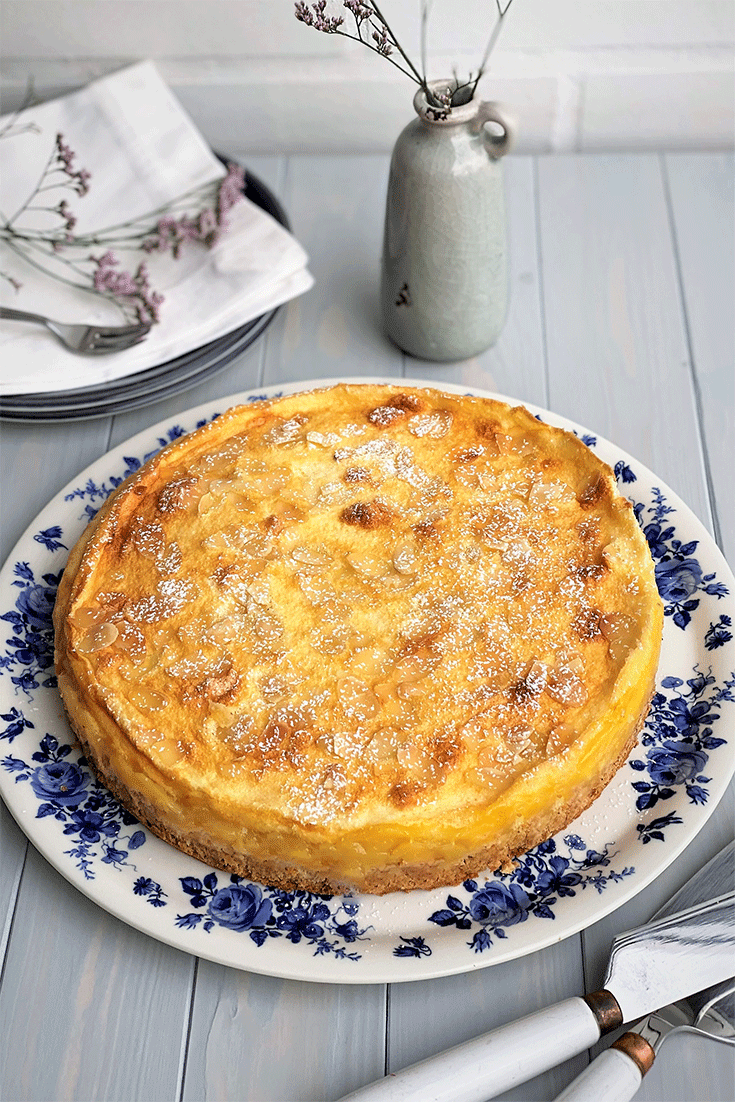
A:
[294,0,516,108]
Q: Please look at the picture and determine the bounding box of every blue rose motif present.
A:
[208,884,272,931]
[468,882,531,928]
[655,558,703,604]
[30,761,89,806]
[647,741,708,787]
[16,584,56,631]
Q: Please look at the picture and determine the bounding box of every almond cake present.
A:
[54,384,664,894]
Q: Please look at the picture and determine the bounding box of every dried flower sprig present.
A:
[1,125,245,324]
[295,0,516,108]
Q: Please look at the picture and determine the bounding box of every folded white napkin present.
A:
[0,61,313,397]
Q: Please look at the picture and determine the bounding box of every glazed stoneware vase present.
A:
[381,81,514,361]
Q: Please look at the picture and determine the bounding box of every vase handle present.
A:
[477,101,514,158]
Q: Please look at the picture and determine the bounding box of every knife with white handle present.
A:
[340,842,735,1102]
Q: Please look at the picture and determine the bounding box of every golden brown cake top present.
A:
[60,384,659,833]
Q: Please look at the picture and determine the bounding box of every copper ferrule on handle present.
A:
[583,989,625,1034]
[612,1032,657,1077]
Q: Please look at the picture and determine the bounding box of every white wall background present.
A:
[1,0,733,152]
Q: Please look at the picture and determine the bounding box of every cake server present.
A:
[340,841,735,1102]
[554,975,735,1101]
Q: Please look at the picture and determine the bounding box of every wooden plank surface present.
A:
[0,152,733,1102]
[663,152,735,563]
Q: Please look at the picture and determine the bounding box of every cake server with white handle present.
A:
[340,841,735,1102]
[554,976,735,1102]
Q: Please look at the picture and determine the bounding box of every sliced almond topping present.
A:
[76,621,119,653]
[407,410,453,438]
[600,612,637,661]
[529,479,576,509]
[291,544,331,566]
[129,687,168,712]
[337,676,380,720]
[262,415,308,446]
[70,606,108,631]
[546,668,589,706]
[392,539,419,575]
[366,727,398,762]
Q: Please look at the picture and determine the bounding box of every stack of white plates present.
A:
[0,170,287,423]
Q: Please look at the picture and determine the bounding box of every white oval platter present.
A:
[1,377,733,984]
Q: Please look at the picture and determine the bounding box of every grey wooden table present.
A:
[1,152,733,1102]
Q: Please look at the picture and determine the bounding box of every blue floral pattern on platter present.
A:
[1,386,733,981]
[418,838,634,957]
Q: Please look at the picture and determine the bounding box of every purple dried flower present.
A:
[57,199,77,235]
[344,1,372,19]
[74,168,92,196]
[196,208,219,246]
[90,252,164,322]
[294,1,344,32]
[216,162,245,223]
[133,261,164,323]
[372,28,393,56]
[54,133,75,172]
[92,251,138,296]
[53,133,91,195]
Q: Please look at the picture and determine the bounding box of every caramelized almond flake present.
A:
[129,687,168,712]
[114,620,145,654]
[207,617,242,644]
[306,430,340,447]
[208,478,232,497]
[77,621,119,653]
[366,727,399,762]
[259,675,292,703]
[132,521,165,558]
[262,415,308,446]
[476,741,514,777]
[367,405,406,428]
[546,669,589,706]
[291,544,331,566]
[202,667,240,701]
[407,410,453,438]
[600,612,637,661]
[337,676,379,720]
[396,679,427,700]
[392,540,418,575]
[157,477,199,513]
[339,500,394,529]
[70,606,108,631]
[529,479,576,509]
[238,532,274,560]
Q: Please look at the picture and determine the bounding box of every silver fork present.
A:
[0,306,151,355]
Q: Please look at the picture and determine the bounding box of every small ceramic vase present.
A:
[381,80,514,361]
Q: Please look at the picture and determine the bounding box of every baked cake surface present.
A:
[54,384,663,894]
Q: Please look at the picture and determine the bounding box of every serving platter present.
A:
[1,377,733,984]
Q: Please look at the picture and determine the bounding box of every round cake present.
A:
[54,384,663,895]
